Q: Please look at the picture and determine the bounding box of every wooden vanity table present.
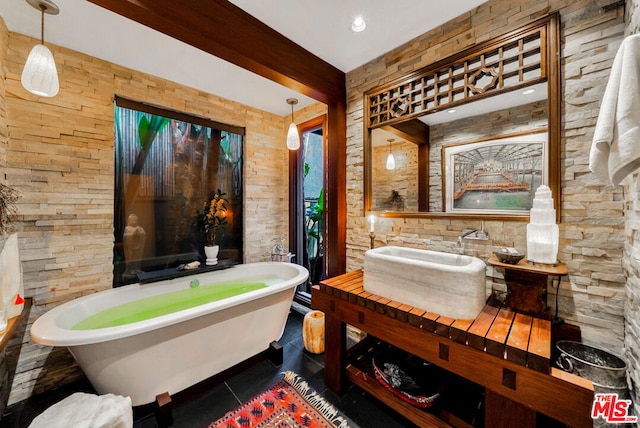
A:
[312,271,593,427]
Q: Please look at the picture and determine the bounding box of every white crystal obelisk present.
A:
[526,185,559,264]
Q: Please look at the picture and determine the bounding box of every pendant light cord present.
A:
[40,6,45,44]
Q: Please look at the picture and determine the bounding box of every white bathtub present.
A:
[30,262,309,406]
[363,246,487,320]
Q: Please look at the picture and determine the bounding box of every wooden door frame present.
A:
[289,115,328,287]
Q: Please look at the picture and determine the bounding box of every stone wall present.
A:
[0,30,295,404]
[629,0,640,34]
[346,0,627,359]
[295,102,328,125]
[623,0,640,416]
[371,139,419,212]
[0,16,9,420]
[0,17,6,174]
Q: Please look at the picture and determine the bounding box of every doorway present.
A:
[290,116,326,305]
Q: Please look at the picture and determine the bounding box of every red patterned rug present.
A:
[209,371,351,428]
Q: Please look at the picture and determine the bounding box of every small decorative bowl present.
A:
[493,248,525,265]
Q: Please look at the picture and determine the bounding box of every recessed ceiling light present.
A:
[522,88,535,95]
[447,109,457,114]
[351,16,366,32]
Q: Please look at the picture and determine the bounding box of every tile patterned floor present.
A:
[2,311,413,428]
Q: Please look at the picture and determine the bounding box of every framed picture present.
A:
[442,130,548,215]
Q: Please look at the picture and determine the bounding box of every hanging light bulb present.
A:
[21,0,60,97]
[286,98,300,150]
[386,139,395,170]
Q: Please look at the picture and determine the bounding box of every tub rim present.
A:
[30,262,308,347]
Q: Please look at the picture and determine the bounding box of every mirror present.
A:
[365,14,560,220]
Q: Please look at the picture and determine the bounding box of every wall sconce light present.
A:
[21,0,60,97]
[286,98,300,150]
[386,139,395,170]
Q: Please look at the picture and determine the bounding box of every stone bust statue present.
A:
[123,213,146,274]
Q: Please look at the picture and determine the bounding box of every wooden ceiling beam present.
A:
[87,0,346,105]
[382,120,430,146]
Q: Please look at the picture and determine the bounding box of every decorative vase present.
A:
[204,245,219,265]
[302,310,325,354]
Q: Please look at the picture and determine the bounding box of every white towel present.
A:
[589,34,640,186]
[28,392,133,428]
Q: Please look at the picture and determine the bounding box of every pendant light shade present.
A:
[21,0,60,98]
[386,152,396,170]
[287,122,300,150]
[286,98,300,150]
[21,44,59,97]
[386,139,395,170]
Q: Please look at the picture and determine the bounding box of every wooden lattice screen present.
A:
[366,25,547,128]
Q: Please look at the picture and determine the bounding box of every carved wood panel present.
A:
[367,26,547,128]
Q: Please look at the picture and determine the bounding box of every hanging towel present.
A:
[589,34,640,186]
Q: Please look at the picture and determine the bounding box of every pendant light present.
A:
[386,139,395,170]
[286,98,300,150]
[21,0,60,97]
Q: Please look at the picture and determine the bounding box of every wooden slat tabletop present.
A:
[467,302,501,350]
[485,307,516,357]
[527,317,552,372]
[318,270,551,372]
[506,312,534,365]
[450,318,474,344]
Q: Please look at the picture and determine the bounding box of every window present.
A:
[113,97,244,286]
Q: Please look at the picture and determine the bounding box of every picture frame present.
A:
[442,129,548,215]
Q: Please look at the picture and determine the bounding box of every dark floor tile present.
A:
[301,345,326,367]
[223,359,283,404]
[333,387,416,428]
[133,413,159,428]
[279,311,304,346]
[283,341,324,377]
[226,347,323,404]
[172,381,238,428]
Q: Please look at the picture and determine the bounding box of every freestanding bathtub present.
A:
[30,262,309,406]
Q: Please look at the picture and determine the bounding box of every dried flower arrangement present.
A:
[0,183,19,235]
[197,190,229,246]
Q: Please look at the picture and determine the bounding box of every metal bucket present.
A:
[556,340,628,395]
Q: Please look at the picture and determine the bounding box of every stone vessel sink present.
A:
[363,246,487,320]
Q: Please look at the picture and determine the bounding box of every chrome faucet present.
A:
[190,279,200,288]
[457,222,489,246]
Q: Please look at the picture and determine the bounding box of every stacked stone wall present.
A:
[0,17,6,175]
[0,17,9,419]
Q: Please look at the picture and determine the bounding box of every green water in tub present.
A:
[71,280,268,330]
